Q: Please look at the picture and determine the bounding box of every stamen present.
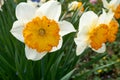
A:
[39,28,45,36]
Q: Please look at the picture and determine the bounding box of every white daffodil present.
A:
[102,0,120,19]
[27,0,46,7]
[0,0,4,11]
[10,1,76,61]
[74,10,115,55]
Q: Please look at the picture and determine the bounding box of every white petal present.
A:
[79,11,98,34]
[10,20,24,42]
[74,37,88,56]
[102,0,109,9]
[25,46,47,61]
[109,0,120,10]
[50,37,63,52]
[97,9,107,25]
[16,2,36,21]
[105,10,114,24]
[59,21,76,36]
[98,9,114,25]
[36,1,61,21]
[92,44,106,53]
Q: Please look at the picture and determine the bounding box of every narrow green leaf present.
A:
[60,68,76,80]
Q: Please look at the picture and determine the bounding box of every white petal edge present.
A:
[98,9,114,25]
[79,11,98,34]
[36,1,61,21]
[97,9,107,25]
[25,46,47,61]
[109,0,120,10]
[92,43,106,53]
[16,2,36,21]
[59,20,76,36]
[74,37,88,56]
[105,10,114,24]
[10,20,24,42]
[102,0,109,9]
[50,37,63,52]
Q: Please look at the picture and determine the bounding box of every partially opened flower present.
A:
[102,0,120,19]
[10,1,76,61]
[27,0,46,7]
[74,10,115,55]
[68,1,84,11]
[0,0,4,11]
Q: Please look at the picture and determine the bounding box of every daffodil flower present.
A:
[10,1,76,61]
[74,10,117,55]
[102,0,120,19]
[0,0,4,11]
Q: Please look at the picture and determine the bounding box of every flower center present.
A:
[114,4,120,19]
[88,24,108,50]
[39,28,46,36]
[23,16,60,52]
[107,20,119,42]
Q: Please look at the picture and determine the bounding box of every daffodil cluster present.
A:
[10,0,119,61]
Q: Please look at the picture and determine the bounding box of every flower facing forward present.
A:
[10,1,76,60]
[74,10,118,56]
[102,0,120,19]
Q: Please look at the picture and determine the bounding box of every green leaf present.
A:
[60,68,76,80]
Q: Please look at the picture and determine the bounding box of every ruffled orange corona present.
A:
[107,20,119,42]
[89,24,108,50]
[114,4,120,19]
[23,16,60,52]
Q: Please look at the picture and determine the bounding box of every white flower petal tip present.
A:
[16,2,36,21]
[59,21,76,36]
[98,8,114,25]
[0,0,4,11]
[25,46,47,61]
[36,0,61,21]
[92,44,106,53]
[10,21,24,42]
[74,38,88,56]
[101,0,109,9]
